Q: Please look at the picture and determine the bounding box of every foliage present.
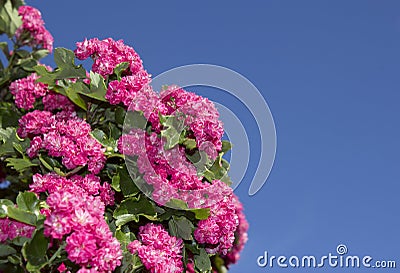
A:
[0,1,248,272]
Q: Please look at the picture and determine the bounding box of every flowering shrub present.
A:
[0,1,248,272]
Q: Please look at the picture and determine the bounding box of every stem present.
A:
[47,243,65,265]
[65,165,84,177]
[38,242,66,271]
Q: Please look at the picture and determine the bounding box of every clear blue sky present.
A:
[31,0,400,272]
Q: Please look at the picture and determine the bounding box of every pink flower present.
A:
[0,217,35,242]
[75,38,144,77]
[194,181,239,255]
[26,136,43,158]
[43,93,75,112]
[128,224,183,273]
[66,231,97,264]
[160,85,224,160]
[9,73,48,109]
[15,6,54,51]
[57,263,67,272]
[17,110,53,138]
[222,194,249,267]
[39,173,121,271]
[19,110,105,174]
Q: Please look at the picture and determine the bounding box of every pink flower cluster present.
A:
[9,73,48,110]
[118,129,210,207]
[19,108,105,174]
[74,38,168,128]
[31,173,114,206]
[74,38,145,77]
[0,217,35,242]
[194,181,239,255]
[128,223,183,273]
[31,173,121,272]
[222,195,249,267]
[161,85,224,160]
[15,6,54,51]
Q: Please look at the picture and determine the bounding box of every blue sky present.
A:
[30,0,400,272]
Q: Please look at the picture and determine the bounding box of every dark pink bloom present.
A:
[19,110,105,174]
[160,85,224,160]
[38,173,121,271]
[75,38,144,77]
[66,231,97,264]
[194,181,239,255]
[128,223,183,273]
[15,6,54,51]
[0,217,35,242]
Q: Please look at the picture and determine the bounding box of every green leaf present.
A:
[205,157,231,185]
[114,214,138,227]
[0,199,14,217]
[11,236,30,246]
[0,244,16,257]
[33,65,56,85]
[0,127,13,142]
[115,106,126,126]
[32,49,49,60]
[113,195,156,226]
[118,165,140,197]
[65,71,107,102]
[182,138,197,150]
[0,127,17,156]
[113,62,129,79]
[5,157,37,171]
[168,216,194,240]
[7,253,21,265]
[221,140,232,153]
[186,150,211,176]
[18,58,38,72]
[53,47,86,80]
[14,49,29,58]
[195,248,212,272]
[0,102,20,127]
[22,229,49,266]
[54,47,75,69]
[16,192,39,213]
[166,198,189,210]
[115,229,136,250]
[5,157,38,173]
[111,172,121,192]
[65,85,87,110]
[91,129,107,145]
[6,206,36,225]
[124,110,148,129]
[160,115,185,150]
[0,1,22,37]
[189,208,210,220]
[86,71,107,100]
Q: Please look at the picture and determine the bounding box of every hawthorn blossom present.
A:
[9,73,48,110]
[128,223,183,273]
[117,129,206,206]
[15,6,54,51]
[18,110,105,174]
[160,85,224,160]
[0,217,35,242]
[74,37,145,77]
[194,180,239,255]
[37,173,121,272]
[222,194,249,267]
